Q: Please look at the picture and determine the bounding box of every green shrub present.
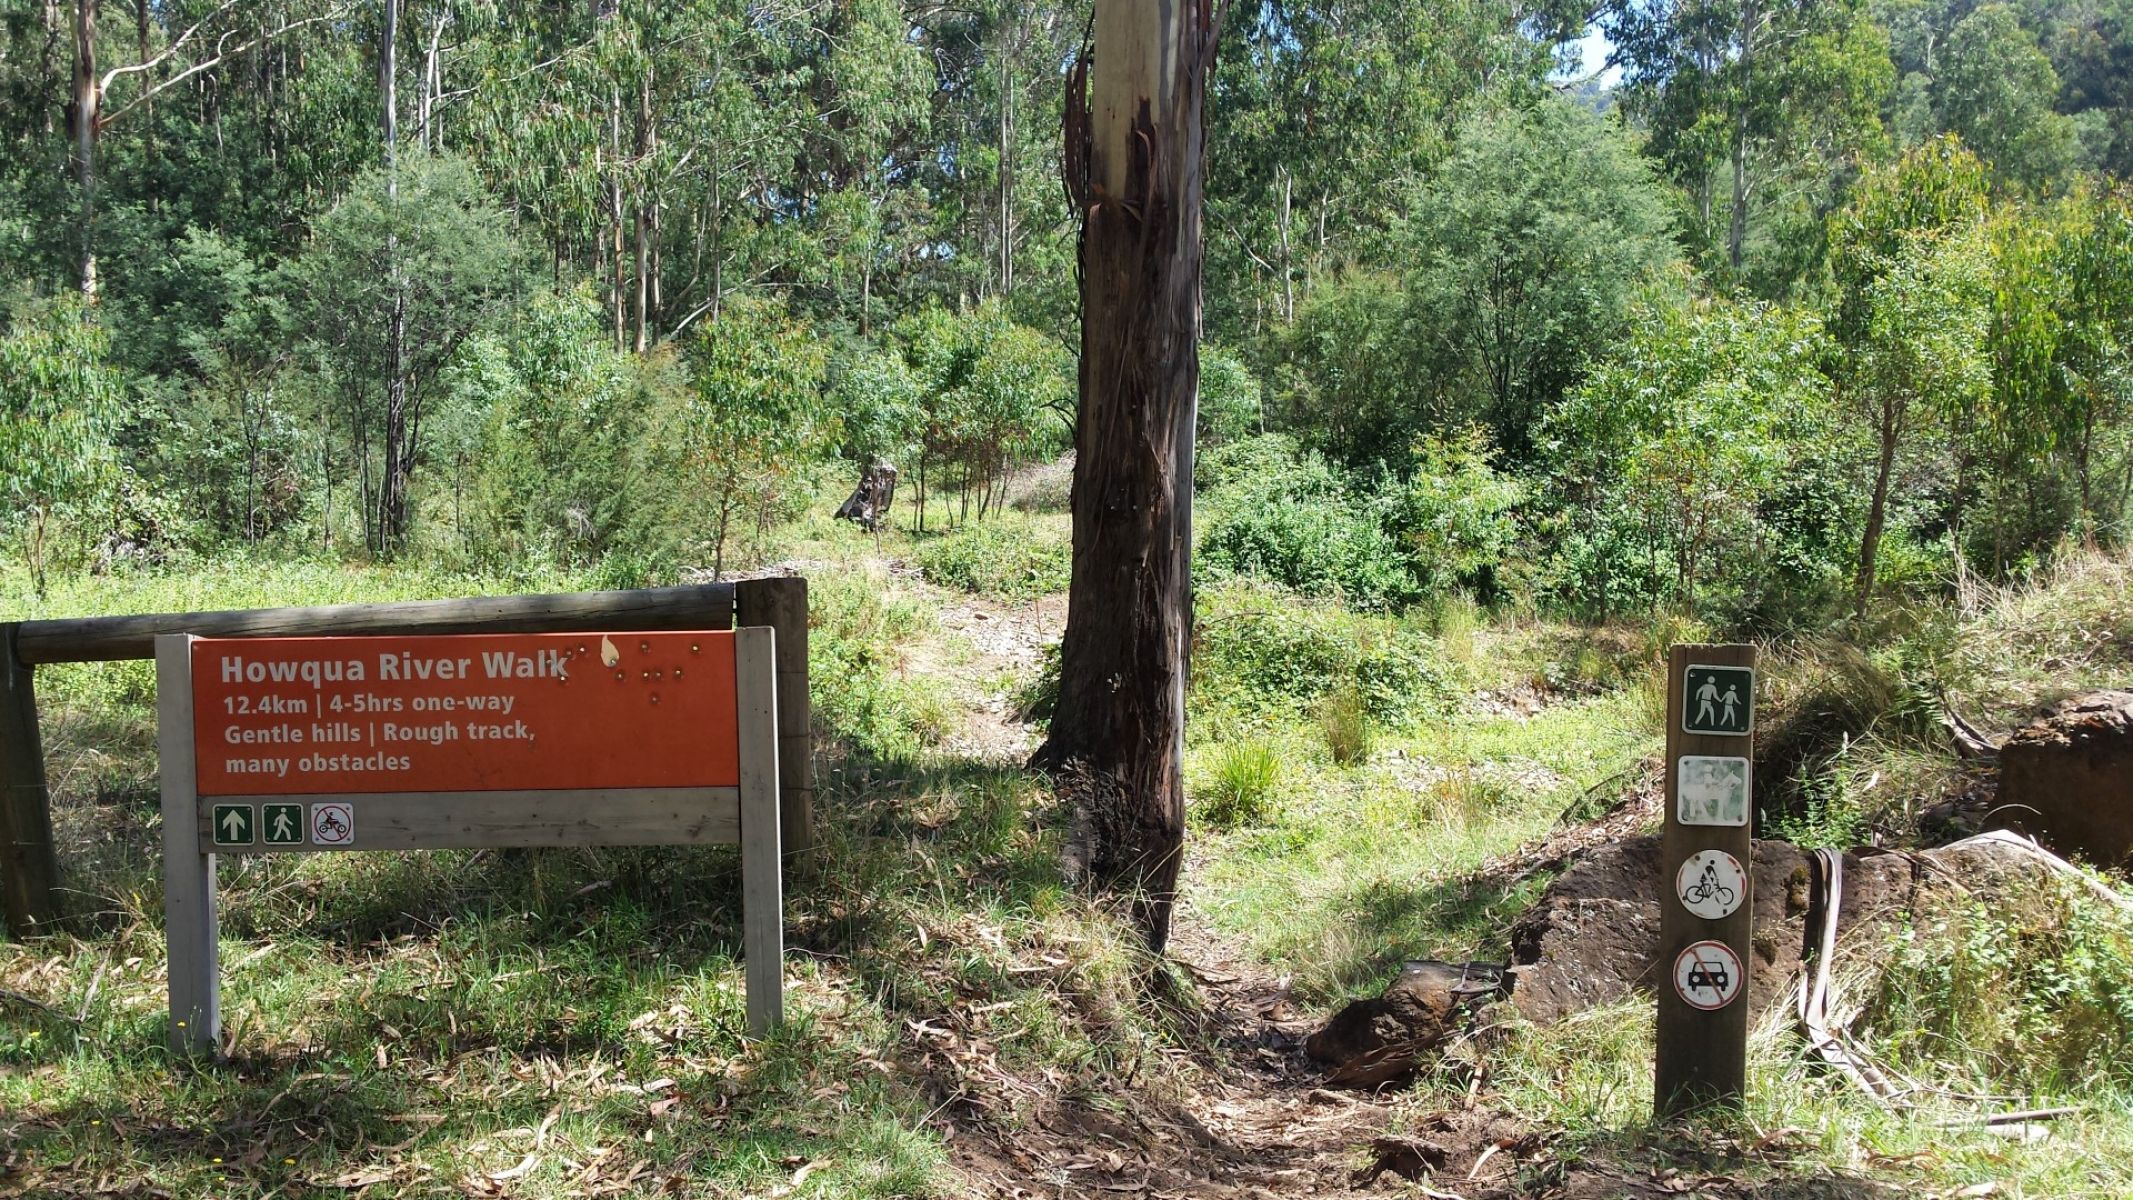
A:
[455,290,648,572]
[1536,294,1846,626]
[1866,877,2133,1094]
[1195,738,1284,827]
[1381,427,1523,600]
[1195,432,1331,495]
[910,514,1070,599]
[809,571,951,761]
[1200,495,1416,611]
[1198,432,1520,611]
[889,301,1072,525]
[1192,581,1462,730]
[1760,768,1871,847]
[1197,345,1264,444]
[0,297,124,595]
[1198,438,1417,611]
[1353,630,1462,727]
[1194,591,1361,711]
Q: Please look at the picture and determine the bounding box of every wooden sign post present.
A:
[1656,643,1757,1117]
[156,627,785,1055]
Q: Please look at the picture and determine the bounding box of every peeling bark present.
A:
[1035,0,1218,953]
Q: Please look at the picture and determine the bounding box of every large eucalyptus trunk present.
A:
[1034,0,1216,953]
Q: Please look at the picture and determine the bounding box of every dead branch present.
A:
[100,7,352,129]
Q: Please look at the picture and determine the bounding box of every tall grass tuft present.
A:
[1195,738,1285,828]
[1317,684,1374,765]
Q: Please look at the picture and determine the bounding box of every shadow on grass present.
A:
[794,741,1089,1005]
[19,1059,421,1182]
[1252,860,1557,1001]
[23,728,1079,1051]
[1530,1123,1905,1199]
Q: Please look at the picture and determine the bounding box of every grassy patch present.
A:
[1188,686,1655,1002]
[1184,582,1662,1002]
[1864,874,2133,1095]
[1190,737,1284,829]
[1388,791,2133,1196]
[1758,546,2133,841]
[907,513,1070,601]
[809,566,958,760]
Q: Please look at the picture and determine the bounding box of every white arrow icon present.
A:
[270,809,297,841]
[220,808,248,840]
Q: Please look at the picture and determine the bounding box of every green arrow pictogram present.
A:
[211,804,254,846]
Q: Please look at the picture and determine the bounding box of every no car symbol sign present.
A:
[1673,939,1744,1011]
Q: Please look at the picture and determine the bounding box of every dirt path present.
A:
[926,586,1065,765]
[901,568,1895,1200]
[903,576,1404,1197]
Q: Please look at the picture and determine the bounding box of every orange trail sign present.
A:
[191,631,740,795]
[159,626,783,1057]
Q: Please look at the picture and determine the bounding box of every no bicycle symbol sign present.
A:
[1683,664,1754,736]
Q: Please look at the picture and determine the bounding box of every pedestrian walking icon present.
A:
[1682,664,1754,735]
[264,803,305,845]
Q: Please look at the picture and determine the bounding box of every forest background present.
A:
[4,0,2133,644]
[11,3,2133,1194]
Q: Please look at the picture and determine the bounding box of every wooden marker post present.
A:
[157,627,785,1056]
[1,624,62,935]
[1656,643,1757,1117]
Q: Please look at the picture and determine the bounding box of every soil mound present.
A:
[1502,836,1918,1024]
[1998,689,2133,865]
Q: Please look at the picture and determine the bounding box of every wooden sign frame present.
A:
[154,626,785,1056]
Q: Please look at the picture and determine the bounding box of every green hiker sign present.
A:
[263,804,305,845]
[1682,665,1754,736]
[211,804,254,846]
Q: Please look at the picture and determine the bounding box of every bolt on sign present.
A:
[1657,644,1757,1118]
[157,629,785,1055]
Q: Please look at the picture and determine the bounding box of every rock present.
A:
[1500,834,1664,1023]
[1351,1135,1450,1185]
[1305,960,1504,1086]
[1997,690,2133,865]
[1503,836,1919,1025]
